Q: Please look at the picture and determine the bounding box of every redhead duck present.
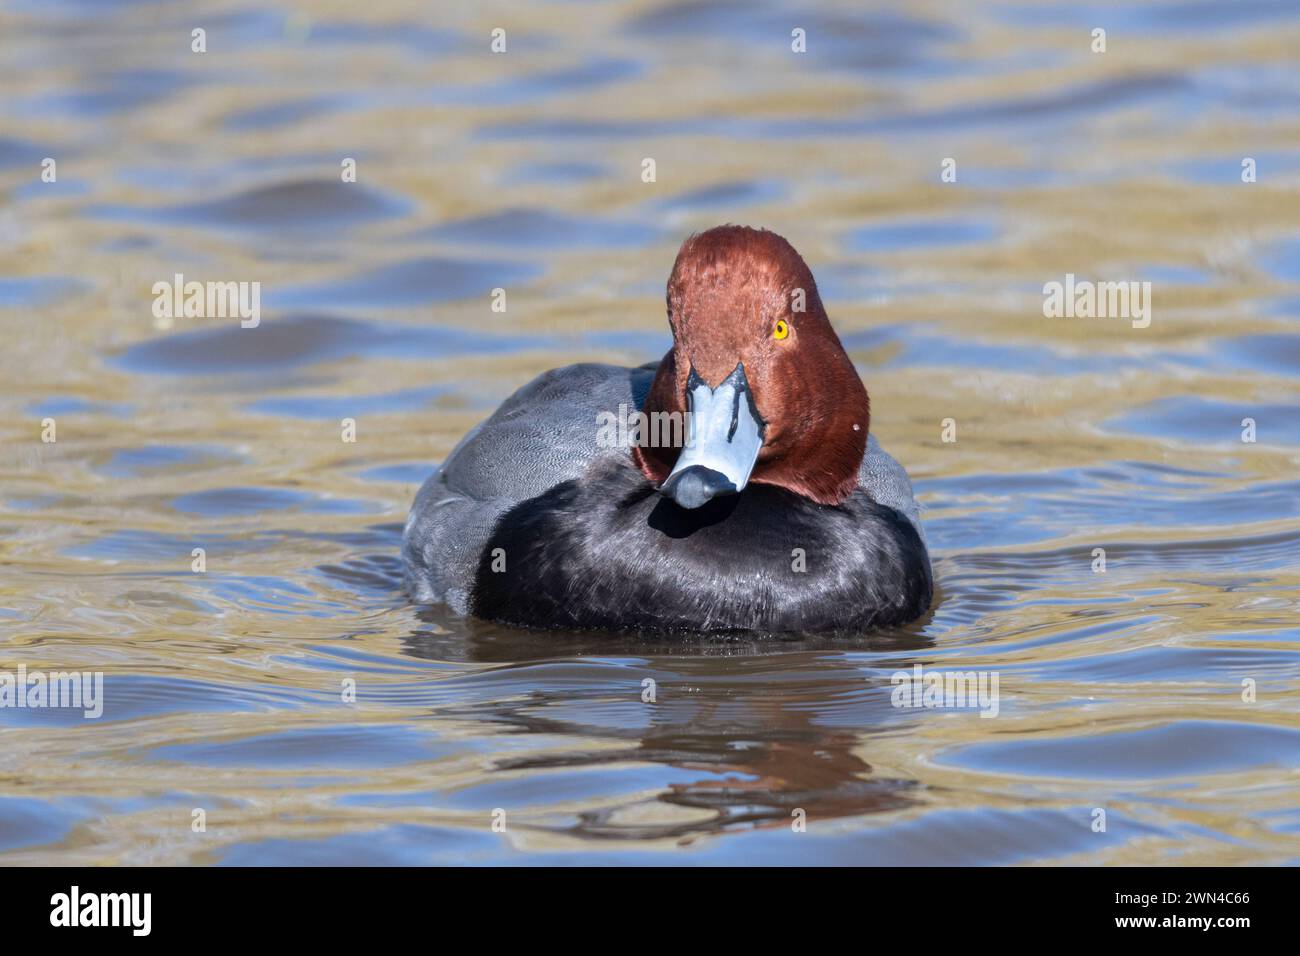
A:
[403,225,932,633]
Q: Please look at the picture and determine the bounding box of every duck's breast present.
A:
[470,455,932,633]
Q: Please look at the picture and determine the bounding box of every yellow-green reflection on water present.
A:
[0,0,1298,864]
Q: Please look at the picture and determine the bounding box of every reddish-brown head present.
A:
[633,225,869,508]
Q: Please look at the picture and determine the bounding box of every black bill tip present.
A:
[660,464,737,510]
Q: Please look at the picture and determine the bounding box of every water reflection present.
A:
[405,624,933,840]
[2,0,1298,866]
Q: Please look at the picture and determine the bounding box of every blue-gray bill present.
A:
[659,362,766,509]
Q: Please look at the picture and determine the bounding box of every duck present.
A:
[403,225,932,634]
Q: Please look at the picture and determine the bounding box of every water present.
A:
[2,0,1298,865]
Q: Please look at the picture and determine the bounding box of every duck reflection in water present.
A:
[402,613,935,841]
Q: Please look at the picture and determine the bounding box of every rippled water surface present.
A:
[2,0,1299,864]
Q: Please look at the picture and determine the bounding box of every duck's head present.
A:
[634,225,870,510]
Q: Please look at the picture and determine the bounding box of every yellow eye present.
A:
[773,319,790,340]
